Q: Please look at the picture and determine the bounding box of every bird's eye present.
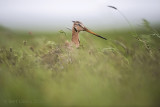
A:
[78,24,84,28]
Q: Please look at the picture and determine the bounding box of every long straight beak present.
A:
[85,28,107,40]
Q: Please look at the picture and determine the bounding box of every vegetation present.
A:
[0,20,160,106]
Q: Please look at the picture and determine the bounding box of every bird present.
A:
[71,21,107,48]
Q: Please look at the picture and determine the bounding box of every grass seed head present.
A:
[30,46,34,52]
[23,40,27,46]
[9,48,12,52]
[108,5,117,10]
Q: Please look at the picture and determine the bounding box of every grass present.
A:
[0,21,160,106]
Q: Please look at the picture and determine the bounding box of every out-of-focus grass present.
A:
[0,23,160,106]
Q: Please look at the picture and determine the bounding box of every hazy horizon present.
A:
[0,0,160,31]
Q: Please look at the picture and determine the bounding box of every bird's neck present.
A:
[72,28,80,47]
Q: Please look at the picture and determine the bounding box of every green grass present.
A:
[0,23,160,106]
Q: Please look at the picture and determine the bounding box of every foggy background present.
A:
[0,0,160,31]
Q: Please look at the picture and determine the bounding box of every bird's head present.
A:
[72,21,86,32]
[72,21,107,40]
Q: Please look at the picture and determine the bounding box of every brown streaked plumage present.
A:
[71,21,107,48]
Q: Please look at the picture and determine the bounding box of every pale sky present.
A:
[0,0,160,30]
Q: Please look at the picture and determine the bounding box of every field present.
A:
[0,21,160,106]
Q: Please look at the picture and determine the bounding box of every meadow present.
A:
[0,20,160,106]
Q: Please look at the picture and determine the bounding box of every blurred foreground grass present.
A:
[0,24,160,106]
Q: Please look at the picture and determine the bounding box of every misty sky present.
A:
[0,0,160,30]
